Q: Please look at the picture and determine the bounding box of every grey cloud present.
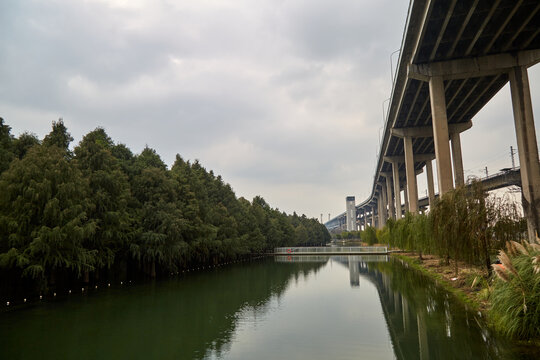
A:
[2,0,537,219]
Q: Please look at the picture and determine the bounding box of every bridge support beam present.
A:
[404,187,409,214]
[377,193,386,229]
[509,66,540,243]
[392,162,403,219]
[429,75,454,195]
[426,159,435,207]
[383,174,395,220]
[380,183,388,227]
[391,122,471,139]
[450,132,465,187]
[362,209,366,230]
[371,206,376,228]
[404,136,419,213]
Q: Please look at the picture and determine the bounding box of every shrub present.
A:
[490,241,540,340]
[361,226,377,246]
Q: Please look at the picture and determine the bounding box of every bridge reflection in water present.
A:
[276,255,523,360]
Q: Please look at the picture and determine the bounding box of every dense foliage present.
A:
[380,183,526,274]
[0,118,330,297]
[378,185,539,339]
[333,226,382,246]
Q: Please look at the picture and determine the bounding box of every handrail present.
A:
[274,246,387,254]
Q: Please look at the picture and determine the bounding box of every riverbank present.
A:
[391,253,488,312]
[391,252,540,349]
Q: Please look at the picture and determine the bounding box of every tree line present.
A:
[377,182,526,275]
[375,184,538,340]
[0,118,330,297]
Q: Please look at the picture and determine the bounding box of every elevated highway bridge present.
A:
[326,167,522,232]
[326,0,540,240]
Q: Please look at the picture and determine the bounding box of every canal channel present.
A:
[0,255,537,359]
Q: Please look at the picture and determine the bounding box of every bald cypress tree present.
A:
[129,147,187,276]
[0,145,95,291]
[43,119,73,152]
[0,118,14,174]
[73,128,131,274]
[12,132,40,160]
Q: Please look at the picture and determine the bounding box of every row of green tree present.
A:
[335,228,378,245]
[334,231,360,240]
[0,118,330,296]
[372,184,539,340]
[375,182,526,275]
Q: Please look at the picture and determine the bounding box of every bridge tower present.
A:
[346,196,356,231]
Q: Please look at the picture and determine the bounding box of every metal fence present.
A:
[273,246,387,254]
[274,255,389,263]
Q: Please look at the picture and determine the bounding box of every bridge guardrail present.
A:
[274,246,387,254]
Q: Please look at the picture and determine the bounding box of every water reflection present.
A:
[0,260,325,360]
[1,256,537,359]
[282,255,535,359]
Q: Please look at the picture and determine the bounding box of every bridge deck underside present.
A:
[327,0,540,228]
[374,0,539,204]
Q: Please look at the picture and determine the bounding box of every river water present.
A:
[0,255,537,359]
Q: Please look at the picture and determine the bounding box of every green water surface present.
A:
[0,256,537,359]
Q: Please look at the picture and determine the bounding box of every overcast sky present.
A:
[1,0,539,221]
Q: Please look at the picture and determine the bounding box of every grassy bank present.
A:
[392,252,540,346]
[391,253,486,312]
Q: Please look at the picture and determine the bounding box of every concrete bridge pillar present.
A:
[380,183,388,227]
[371,206,376,228]
[378,199,382,229]
[426,159,436,207]
[509,65,540,243]
[384,174,396,220]
[392,161,403,219]
[404,136,419,213]
[404,186,409,214]
[429,75,454,195]
[362,208,366,230]
[450,132,465,187]
[346,196,356,231]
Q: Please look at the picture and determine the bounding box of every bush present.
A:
[384,182,525,274]
[361,226,377,245]
[490,241,540,340]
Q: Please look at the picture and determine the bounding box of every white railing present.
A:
[275,255,389,263]
[273,246,387,254]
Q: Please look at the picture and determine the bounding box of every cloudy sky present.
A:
[1,0,539,221]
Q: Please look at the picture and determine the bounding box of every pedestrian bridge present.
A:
[273,246,388,256]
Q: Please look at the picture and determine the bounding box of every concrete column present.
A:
[429,75,454,195]
[371,206,376,227]
[385,175,395,220]
[377,195,383,229]
[346,196,356,231]
[450,132,465,187]
[404,136,418,213]
[363,209,367,230]
[392,162,403,219]
[380,184,387,227]
[426,160,435,207]
[509,66,540,243]
[404,187,409,215]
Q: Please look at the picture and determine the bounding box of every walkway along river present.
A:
[1,256,537,359]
